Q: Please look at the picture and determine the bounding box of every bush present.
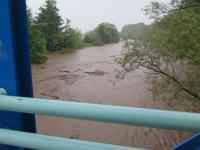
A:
[64,28,83,50]
[29,24,47,64]
[28,9,47,64]
[83,22,120,46]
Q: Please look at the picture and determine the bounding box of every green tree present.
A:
[83,22,120,46]
[95,23,120,44]
[62,19,83,50]
[63,28,83,50]
[83,31,95,44]
[96,23,112,44]
[37,0,63,51]
[121,23,147,40]
[116,0,200,101]
[28,9,47,64]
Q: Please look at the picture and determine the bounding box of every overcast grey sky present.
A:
[27,0,162,33]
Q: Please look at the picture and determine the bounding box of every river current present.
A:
[32,43,194,150]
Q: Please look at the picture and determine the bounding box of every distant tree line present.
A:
[28,0,120,64]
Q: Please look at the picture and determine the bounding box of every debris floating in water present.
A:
[84,70,108,76]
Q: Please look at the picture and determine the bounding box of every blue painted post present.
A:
[0,0,36,149]
[172,134,200,150]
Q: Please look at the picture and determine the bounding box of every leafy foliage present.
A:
[36,0,63,51]
[63,28,83,50]
[84,23,120,46]
[28,0,88,64]
[28,9,47,64]
[116,0,200,101]
[83,31,96,44]
[121,23,148,40]
[28,0,120,64]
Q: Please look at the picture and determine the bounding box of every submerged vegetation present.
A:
[28,0,120,64]
[117,0,200,102]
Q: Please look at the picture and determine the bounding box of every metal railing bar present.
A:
[0,128,146,150]
[0,95,200,132]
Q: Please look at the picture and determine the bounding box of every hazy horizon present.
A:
[27,0,164,33]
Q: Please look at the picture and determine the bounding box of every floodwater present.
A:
[32,43,194,150]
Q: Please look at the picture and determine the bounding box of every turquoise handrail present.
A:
[0,128,145,150]
[0,95,200,132]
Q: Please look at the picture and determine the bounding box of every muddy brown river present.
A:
[32,43,195,150]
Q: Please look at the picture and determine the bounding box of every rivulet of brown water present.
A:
[32,43,195,150]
